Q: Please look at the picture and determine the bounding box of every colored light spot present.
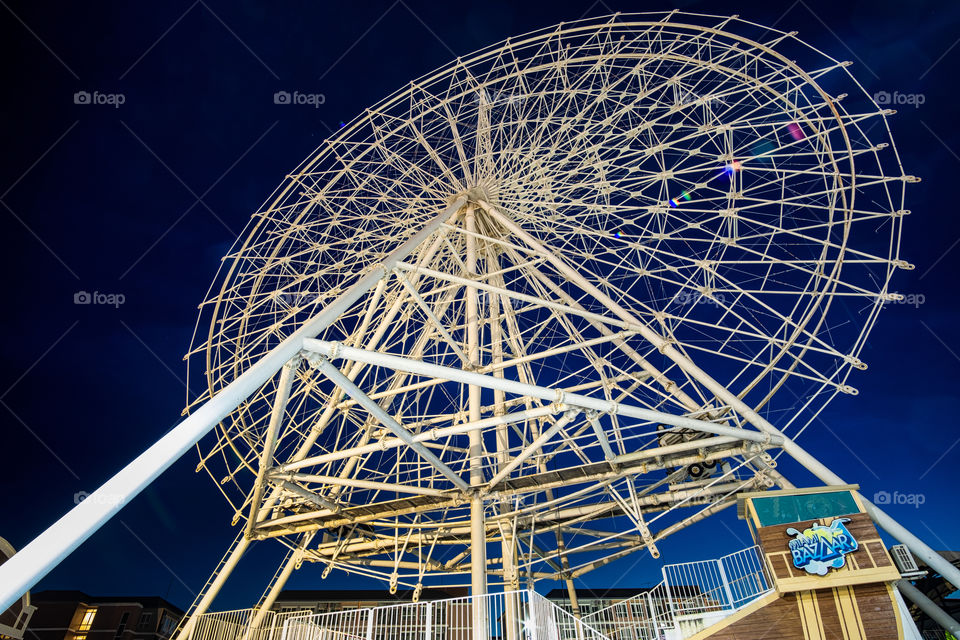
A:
[614,231,622,239]
[787,122,805,141]
[670,189,693,207]
[724,160,742,174]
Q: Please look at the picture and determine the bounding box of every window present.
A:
[78,608,98,632]
[136,612,155,632]
[751,491,860,527]
[74,635,87,640]
[116,612,130,639]
[159,615,177,637]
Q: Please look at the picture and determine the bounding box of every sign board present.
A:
[786,517,859,575]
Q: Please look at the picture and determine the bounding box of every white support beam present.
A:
[0,195,468,613]
[301,339,782,446]
[278,405,560,472]
[306,356,471,493]
[245,357,299,539]
[464,204,488,605]
[272,473,448,498]
[896,579,960,637]
[586,411,617,462]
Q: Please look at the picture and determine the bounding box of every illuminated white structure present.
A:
[1,12,953,640]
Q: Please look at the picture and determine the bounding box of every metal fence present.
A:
[280,590,609,640]
[192,608,312,640]
[582,545,772,640]
[719,546,772,609]
[191,547,771,640]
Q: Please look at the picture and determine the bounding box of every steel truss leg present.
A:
[465,204,488,606]
[175,533,252,640]
[0,196,468,613]
[251,533,316,630]
[246,357,300,538]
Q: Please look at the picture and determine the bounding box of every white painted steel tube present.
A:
[0,196,467,612]
[896,579,960,636]
[302,339,781,446]
[277,405,559,471]
[311,356,471,492]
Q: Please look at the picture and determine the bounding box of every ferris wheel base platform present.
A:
[677,487,924,640]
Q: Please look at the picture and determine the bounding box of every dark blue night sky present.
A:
[2,0,958,611]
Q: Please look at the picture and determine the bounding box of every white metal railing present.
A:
[192,548,770,640]
[719,546,772,609]
[579,585,668,640]
[528,591,610,640]
[191,608,312,640]
[582,545,773,640]
[278,590,611,640]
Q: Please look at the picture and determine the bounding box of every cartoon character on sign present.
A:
[786,518,859,575]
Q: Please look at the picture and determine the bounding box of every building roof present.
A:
[276,588,468,603]
[544,587,653,600]
[32,591,184,614]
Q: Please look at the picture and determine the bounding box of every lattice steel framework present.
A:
[7,8,948,635]
[181,10,915,618]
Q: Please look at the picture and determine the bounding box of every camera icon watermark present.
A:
[873,91,925,109]
[73,90,126,108]
[74,290,126,308]
[478,289,513,312]
[883,292,925,308]
[676,89,728,108]
[273,90,326,108]
[671,290,727,308]
[873,490,925,508]
[473,89,527,107]
[273,291,323,309]
[74,490,125,506]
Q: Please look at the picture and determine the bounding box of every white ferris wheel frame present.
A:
[0,10,947,629]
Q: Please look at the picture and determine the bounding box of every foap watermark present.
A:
[478,289,513,312]
[74,290,126,308]
[274,90,326,108]
[873,91,925,109]
[74,90,125,108]
[74,490,125,506]
[274,291,323,309]
[473,89,527,107]
[873,490,925,508]
[676,89,728,108]
[883,293,927,309]
[883,293,926,308]
[671,290,727,307]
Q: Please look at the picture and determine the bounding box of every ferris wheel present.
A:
[5,8,949,630]
[184,9,912,608]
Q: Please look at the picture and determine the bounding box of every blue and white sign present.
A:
[786,518,859,576]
